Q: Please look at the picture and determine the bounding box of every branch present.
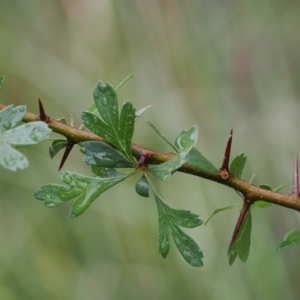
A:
[1,102,300,212]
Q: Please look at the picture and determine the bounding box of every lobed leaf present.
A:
[81,81,136,164]
[228,211,252,265]
[0,106,51,171]
[230,152,247,178]
[149,178,204,267]
[276,230,300,251]
[34,170,136,218]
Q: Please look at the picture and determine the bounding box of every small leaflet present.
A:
[276,230,300,251]
[230,152,247,178]
[49,139,68,158]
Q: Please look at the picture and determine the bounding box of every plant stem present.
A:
[1,103,300,212]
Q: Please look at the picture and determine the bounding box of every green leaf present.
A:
[81,141,134,168]
[174,125,198,150]
[148,178,203,267]
[147,121,178,153]
[148,147,191,182]
[276,231,300,251]
[34,170,136,217]
[0,75,4,90]
[171,225,204,267]
[49,139,68,158]
[135,174,149,197]
[204,202,242,225]
[81,81,136,164]
[230,152,247,178]
[0,105,51,171]
[228,211,252,265]
[185,147,218,174]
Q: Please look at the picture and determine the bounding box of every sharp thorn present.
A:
[38,99,50,122]
[59,140,76,170]
[220,129,233,176]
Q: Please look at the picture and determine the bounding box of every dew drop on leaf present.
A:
[25,123,31,127]
[19,106,25,112]
[3,122,12,130]
[102,98,108,106]
[29,127,47,142]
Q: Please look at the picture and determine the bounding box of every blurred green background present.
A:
[1,1,300,299]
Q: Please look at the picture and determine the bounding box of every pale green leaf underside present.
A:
[34,170,136,218]
[49,139,68,158]
[174,125,198,150]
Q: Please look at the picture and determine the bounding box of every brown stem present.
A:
[1,103,300,212]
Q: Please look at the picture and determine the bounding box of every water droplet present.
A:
[113,106,117,111]
[92,115,99,124]
[4,157,16,167]
[85,121,91,128]
[12,108,17,113]
[3,122,12,130]
[62,172,72,184]
[29,127,47,142]
[81,148,87,154]
[25,123,31,127]
[19,106,25,112]
[102,98,108,106]
[98,82,108,92]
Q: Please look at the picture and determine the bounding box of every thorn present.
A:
[38,99,50,122]
[228,198,252,251]
[293,154,299,195]
[135,152,151,170]
[219,129,233,179]
[59,140,76,170]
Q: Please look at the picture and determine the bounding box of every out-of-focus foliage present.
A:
[1,1,300,299]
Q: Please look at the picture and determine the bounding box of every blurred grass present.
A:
[1,0,300,299]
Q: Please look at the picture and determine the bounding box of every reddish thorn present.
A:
[219,130,233,179]
[228,198,252,251]
[59,140,76,170]
[135,152,151,170]
[293,154,299,195]
[38,99,50,122]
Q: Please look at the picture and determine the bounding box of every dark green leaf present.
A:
[81,81,136,164]
[228,211,252,265]
[158,199,202,228]
[276,231,300,251]
[171,225,204,267]
[149,147,191,182]
[147,121,178,153]
[0,75,4,90]
[135,174,149,197]
[174,125,198,150]
[230,152,247,178]
[149,181,203,266]
[34,170,136,217]
[156,198,171,258]
[185,147,218,174]
[49,139,68,158]
[81,141,134,168]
